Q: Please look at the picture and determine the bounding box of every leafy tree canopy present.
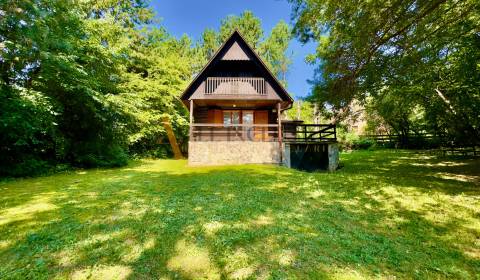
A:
[289,0,480,144]
[0,0,195,175]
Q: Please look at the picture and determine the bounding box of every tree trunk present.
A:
[162,116,184,159]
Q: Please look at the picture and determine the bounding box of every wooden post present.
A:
[277,102,283,164]
[189,99,194,139]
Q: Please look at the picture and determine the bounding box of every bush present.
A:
[0,89,57,177]
[72,143,128,168]
[0,158,52,178]
[336,128,354,150]
[131,145,173,159]
[336,127,376,150]
[352,138,375,150]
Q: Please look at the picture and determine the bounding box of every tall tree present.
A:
[260,20,292,84]
[115,29,196,157]
[219,11,264,49]
[289,0,480,144]
[0,0,192,176]
[201,28,220,59]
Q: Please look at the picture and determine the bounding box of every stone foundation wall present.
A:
[327,143,339,171]
[188,141,281,166]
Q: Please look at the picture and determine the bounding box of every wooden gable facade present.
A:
[181,31,338,170]
[180,30,293,142]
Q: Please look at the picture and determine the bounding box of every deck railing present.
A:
[191,124,278,142]
[205,77,267,95]
[190,123,337,142]
[282,124,337,143]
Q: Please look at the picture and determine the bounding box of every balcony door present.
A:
[223,111,240,126]
[242,111,254,140]
[254,111,269,141]
[223,111,241,140]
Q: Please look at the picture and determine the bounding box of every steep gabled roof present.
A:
[180,30,293,103]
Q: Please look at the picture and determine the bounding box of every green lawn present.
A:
[0,150,479,279]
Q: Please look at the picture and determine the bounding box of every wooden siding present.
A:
[193,107,209,123]
[220,41,251,61]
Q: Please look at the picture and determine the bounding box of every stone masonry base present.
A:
[188,141,339,171]
[188,141,281,166]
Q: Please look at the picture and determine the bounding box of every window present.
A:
[242,111,254,125]
[223,111,240,125]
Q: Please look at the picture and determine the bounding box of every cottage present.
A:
[180,31,339,171]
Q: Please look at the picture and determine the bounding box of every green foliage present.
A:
[200,28,219,59]
[289,0,480,145]
[336,127,375,150]
[0,0,94,176]
[366,91,427,139]
[114,29,194,156]
[258,20,292,84]
[219,11,264,49]
[352,138,375,150]
[0,87,57,176]
[0,1,196,176]
[71,142,128,168]
[284,100,322,123]
[1,151,479,278]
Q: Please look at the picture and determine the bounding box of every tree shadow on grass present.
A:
[340,150,479,195]
[0,151,478,279]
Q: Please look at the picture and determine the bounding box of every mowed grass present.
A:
[0,150,479,280]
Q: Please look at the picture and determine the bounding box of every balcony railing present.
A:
[190,123,337,142]
[191,124,278,142]
[205,77,267,95]
[282,124,337,143]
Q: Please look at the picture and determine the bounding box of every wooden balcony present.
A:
[191,124,278,142]
[190,123,337,142]
[205,77,267,95]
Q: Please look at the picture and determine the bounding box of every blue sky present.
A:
[149,0,316,99]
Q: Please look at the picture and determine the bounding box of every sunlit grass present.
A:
[0,150,479,279]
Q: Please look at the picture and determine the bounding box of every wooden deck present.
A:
[191,123,337,143]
